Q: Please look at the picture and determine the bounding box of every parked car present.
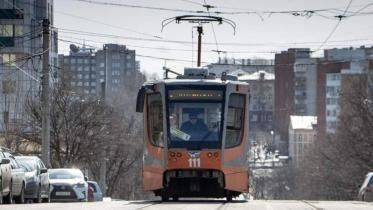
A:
[2,150,26,203]
[358,172,373,202]
[87,181,103,202]
[15,156,50,203]
[49,168,88,202]
[0,148,12,204]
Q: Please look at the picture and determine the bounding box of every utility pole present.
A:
[99,81,107,196]
[41,19,51,167]
[162,15,235,68]
[197,26,203,67]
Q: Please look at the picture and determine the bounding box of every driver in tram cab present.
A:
[180,113,208,141]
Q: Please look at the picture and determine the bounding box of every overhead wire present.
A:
[314,0,354,52]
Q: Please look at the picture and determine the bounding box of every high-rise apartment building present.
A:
[0,0,57,135]
[237,71,275,145]
[59,44,144,105]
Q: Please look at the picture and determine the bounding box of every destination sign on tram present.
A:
[168,90,223,101]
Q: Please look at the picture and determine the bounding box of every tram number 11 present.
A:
[188,157,201,167]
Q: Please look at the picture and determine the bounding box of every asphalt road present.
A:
[0,200,372,210]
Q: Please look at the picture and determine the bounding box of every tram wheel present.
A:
[161,195,169,202]
[226,191,233,202]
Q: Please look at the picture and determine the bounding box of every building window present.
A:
[99,62,105,68]
[70,58,76,64]
[112,62,120,68]
[91,89,96,94]
[113,79,119,84]
[77,66,82,71]
[126,54,132,60]
[84,59,89,64]
[112,70,120,76]
[84,75,89,79]
[0,54,16,66]
[100,71,105,76]
[91,82,96,86]
[91,74,96,78]
[77,82,82,86]
[112,54,120,59]
[15,25,22,36]
[77,59,83,64]
[77,74,82,79]
[126,63,132,68]
[84,66,90,71]
[0,25,13,37]
[84,82,89,86]
[70,82,76,86]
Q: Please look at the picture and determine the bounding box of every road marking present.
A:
[301,200,324,210]
[133,201,162,210]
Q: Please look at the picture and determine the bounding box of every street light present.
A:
[270,130,275,151]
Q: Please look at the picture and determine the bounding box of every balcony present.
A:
[0,9,24,19]
[0,37,15,47]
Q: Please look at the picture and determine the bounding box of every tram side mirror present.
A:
[84,176,88,181]
[136,87,145,113]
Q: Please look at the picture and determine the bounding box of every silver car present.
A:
[87,181,103,202]
[49,169,88,202]
[0,151,11,204]
[2,151,26,204]
[358,172,373,202]
[15,156,50,203]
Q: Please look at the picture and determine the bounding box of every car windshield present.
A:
[15,158,37,172]
[167,89,224,150]
[49,169,84,180]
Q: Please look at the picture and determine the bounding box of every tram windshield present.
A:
[167,89,223,150]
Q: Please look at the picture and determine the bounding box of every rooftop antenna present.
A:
[162,15,236,67]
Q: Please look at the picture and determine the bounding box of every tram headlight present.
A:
[214,152,219,158]
[170,152,176,157]
[176,152,182,158]
[207,152,213,158]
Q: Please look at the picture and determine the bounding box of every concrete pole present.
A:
[41,19,51,167]
[197,26,203,67]
[99,81,107,196]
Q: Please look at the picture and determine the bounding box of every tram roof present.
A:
[143,78,249,86]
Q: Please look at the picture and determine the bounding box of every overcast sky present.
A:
[55,0,373,76]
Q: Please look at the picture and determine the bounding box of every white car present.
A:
[358,172,373,202]
[49,169,88,202]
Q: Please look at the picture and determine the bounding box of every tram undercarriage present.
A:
[154,170,241,200]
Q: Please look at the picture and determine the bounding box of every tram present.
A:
[136,68,250,201]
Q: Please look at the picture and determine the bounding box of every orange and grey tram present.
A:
[136,68,250,201]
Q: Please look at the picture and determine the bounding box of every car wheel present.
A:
[33,186,42,203]
[4,185,13,204]
[0,178,3,204]
[14,184,25,204]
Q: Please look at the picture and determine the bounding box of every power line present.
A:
[178,0,203,6]
[203,0,220,56]
[56,27,373,47]
[314,0,354,52]
[55,10,163,39]
[68,0,204,13]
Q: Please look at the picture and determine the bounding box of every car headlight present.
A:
[74,183,85,188]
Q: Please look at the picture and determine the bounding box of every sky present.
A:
[55,0,373,76]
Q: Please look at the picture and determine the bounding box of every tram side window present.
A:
[147,93,164,147]
[225,94,245,148]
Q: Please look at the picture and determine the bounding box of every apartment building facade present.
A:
[0,0,57,135]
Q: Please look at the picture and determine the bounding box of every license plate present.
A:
[56,191,70,196]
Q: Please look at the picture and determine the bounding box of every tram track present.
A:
[132,201,162,210]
